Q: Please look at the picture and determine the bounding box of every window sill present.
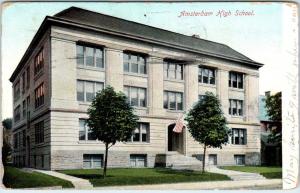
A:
[164,79,184,83]
[78,101,92,106]
[229,87,244,92]
[124,72,148,78]
[166,109,184,113]
[77,65,105,72]
[198,83,216,88]
[34,104,45,112]
[230,115,244,118]
[133,106,148,110]
[34,71,44,81]
[123,142,150,145]
[78,140,102,144]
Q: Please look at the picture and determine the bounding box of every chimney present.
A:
[265,91,270,97]
[192,34,200,39]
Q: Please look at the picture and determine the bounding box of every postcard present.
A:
[0,0,298,191]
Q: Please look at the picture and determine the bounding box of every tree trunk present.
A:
[103,143,109,178]
[202,144,207,173]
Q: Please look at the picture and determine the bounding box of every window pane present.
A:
[95,49,103,68]
[209,69,215,84]
[88,127,96,140]
[86,82,94,102]
[203,69,209,83]
[164,63,168,78]
[176,93,183,110]
[85,47,94,67]
[163,92,168,109]
[130,87,138,106]
[169,92,176,110]
[77,81,84,101]
[77,45,84,65]
[95,83,103,94]
[238,74,243,89]
[133,128,140,141]
[139,88,146,107]
[130,55,138,73]
[139,57,146,74]
[176,65,183,80]
[79,120,86,140]
[232,73,237,87]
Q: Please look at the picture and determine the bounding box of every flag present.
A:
[173,114,185,133]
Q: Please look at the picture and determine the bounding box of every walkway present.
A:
[94,179,282,190]
[207,167,267,181]
[32,169,93,189]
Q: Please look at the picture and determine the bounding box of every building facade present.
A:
[10,7,263,170]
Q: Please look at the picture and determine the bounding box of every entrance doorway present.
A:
[167,124,184,153]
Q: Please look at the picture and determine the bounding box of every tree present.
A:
[87,86,138,178]
[265,92,282,144]
[185,92,229,173]
[2,118,12,165]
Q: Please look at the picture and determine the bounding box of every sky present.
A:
[1,2,286,118]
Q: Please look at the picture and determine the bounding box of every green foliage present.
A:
[265,92,282,122]
[265,92,282,144]
[59,168,230,187]
[87,86,139,145]
[185,92,229,148]
[3,166,74,188]
[2,118,12,130]
[2,138,11,165]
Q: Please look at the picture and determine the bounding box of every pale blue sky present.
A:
[1,2,284,118]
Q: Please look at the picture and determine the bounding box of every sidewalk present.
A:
[93,179,282,190]
[207,166,267,181]
[31,169,93,189]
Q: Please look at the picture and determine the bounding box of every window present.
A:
[124,86,147,107]
[83,154,103,168]
[229,99,243,116]
[76,45,104,68]
[199,66,215,84]
[234,155,245,165]
[35,83,44,108]
[164,91,183,110]
[13,133,18,149]
[22,100,26,119]
[129,123,149,142]
[232,128,247,145]
[35,121,44,144]
[14,80,20,101]
[41,155,44,168]
[26,66,30,89]
[14,105,21,122]
[164,61,183,80]
[34,48,44,75]
[21,72,25,93]
[22,130,26,147]
[123,52,146,74]
[79,119,97,140]
[26,96,30,119]
[229,72,243,89]
[198,95,205,101]
[130,154,147,167]
[77,80,104,102]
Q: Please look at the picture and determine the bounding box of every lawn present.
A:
[220,166,282,179]
[59,168,230,187]
[3,166,74,189]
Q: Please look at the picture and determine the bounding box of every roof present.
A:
[10,6,263,82]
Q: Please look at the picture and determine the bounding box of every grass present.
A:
[220,166,282,179]
[3,166,74,189]
[59,168,230,187]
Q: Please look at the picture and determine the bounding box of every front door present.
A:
[209,154,217,165]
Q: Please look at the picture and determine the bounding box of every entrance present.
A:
[167,124,184,153]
